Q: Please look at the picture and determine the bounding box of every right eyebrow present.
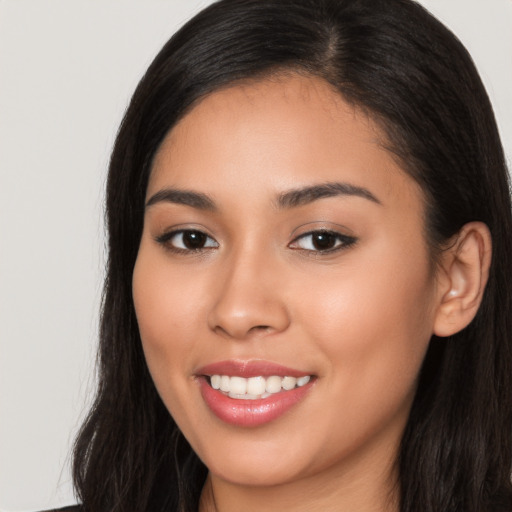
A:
[145,188,217,211]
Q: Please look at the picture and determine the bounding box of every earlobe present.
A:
[433,222,492,337]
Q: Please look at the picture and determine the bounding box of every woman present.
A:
[70,0,512,510]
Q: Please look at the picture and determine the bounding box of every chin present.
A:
[189,426,316,487]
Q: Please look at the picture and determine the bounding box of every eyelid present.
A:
[288,227,357,253]
[153,222,356,255]
[289,221,355,239]
[154,226,219,253]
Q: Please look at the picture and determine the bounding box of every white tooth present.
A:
[297,375,311,387]
[247,376,266,395]
[220,375,230,392]
[265,376,282,394]
[282,376,297,390]
[228,392,260,400]
[261,392,271,398]
[230,376,247,395]
[211,375,221,390]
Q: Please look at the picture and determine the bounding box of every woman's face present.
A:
[133,75,441,488]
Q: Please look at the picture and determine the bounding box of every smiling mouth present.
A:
[198,362,316,426]
[208,374,312,400]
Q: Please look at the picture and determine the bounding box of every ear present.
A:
[433,222,492,337]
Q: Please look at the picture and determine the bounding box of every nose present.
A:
[207,249,290,340]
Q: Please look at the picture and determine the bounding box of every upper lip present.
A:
[196,359,312,378]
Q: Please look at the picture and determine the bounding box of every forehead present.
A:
[153,74,381,170]
[149,74,422,213]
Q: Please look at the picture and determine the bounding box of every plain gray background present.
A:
[0,1,511,510]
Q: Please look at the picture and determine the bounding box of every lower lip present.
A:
[198,377,314,427]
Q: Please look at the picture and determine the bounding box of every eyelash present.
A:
[155,229,357,255]
[289,230,357,253]
[155,230,219,254]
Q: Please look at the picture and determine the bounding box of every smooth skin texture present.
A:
[132,75,491,512]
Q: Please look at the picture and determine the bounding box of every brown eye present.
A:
[157,229,219,251]
[311,232,338,250]
[182,230,208,249]
[290,230,357,253]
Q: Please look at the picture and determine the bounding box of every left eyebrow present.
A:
[276,182,382,209]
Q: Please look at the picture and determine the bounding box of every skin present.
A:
[132,75,488,511]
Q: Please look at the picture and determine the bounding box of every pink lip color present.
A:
[196,360,314,427]
[197,359,310,378]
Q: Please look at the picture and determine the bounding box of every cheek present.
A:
[132,248,214,433]
[132,248,206,390]
[293,245,436,419]
[133,244,206,342]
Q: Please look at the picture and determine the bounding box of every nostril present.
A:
[249,325,271,333]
